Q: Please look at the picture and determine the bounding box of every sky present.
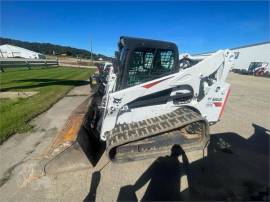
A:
[1,1,269,56]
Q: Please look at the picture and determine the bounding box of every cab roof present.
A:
[119,36,178,51]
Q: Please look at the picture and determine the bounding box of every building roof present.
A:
[192,41,270,56]
[230,41,270,50]
[0,44,42,55]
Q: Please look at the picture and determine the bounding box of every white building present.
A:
[0,44,46,59]
[192,42,270,70]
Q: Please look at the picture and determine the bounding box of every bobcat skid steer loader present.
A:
[84,36,234,163]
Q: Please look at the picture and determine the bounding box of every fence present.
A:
[0,58,59,72]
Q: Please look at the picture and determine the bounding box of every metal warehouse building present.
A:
[0,44,46,59]
[192,42,270,71]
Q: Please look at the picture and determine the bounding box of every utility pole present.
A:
[90,35,93,63]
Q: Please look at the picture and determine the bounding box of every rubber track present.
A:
[105,107,208,161]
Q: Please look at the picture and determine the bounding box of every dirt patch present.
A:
[0,91,38,99]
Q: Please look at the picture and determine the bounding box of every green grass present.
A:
[0,66,95,143]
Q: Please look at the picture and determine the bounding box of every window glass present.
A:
[234,52,240,59]
[127,48,174,87]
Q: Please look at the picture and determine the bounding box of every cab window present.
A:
[127,48,175,87]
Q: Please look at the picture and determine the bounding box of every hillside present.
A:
[0,37,112,61]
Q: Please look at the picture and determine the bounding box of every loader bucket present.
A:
[43,127,102,175]
[40,96,103,175]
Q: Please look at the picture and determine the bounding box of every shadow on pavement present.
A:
[83,171,101,202]
[117,145,190,201]
[116,123,269,201]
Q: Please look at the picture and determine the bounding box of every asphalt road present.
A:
[0,73,269,201]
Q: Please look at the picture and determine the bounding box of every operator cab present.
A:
[114,36,180,90]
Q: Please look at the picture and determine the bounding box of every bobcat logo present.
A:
[113,97,122,104]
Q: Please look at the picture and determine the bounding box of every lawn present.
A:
[0,66,95,143]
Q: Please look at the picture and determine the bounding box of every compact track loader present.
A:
[84,36,234,163]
